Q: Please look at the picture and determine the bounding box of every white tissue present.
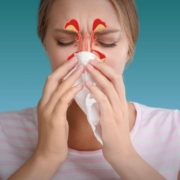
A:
[63,51,103,145]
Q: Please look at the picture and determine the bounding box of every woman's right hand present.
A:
[8,58,84,180]
[34,57,84,165]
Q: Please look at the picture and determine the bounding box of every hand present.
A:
[85,59,136,163]
[34,57,85,164]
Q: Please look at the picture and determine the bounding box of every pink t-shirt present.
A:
[0,102,180,180]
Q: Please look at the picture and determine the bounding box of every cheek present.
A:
[48,49,70,71]
[45,36,77,71]
[105,46,129,73]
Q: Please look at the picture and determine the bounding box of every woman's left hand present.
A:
[85,58,167,180]
[85,58,136,163]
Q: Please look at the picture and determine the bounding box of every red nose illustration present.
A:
[64,19,81,60]
[64,19,79,33]
[91,19,107,62]
[92,19,106,32]
[82,32,91,51]
[64,18,107,62]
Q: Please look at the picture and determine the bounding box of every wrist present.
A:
[32,151,64,168]
[107,150,138,176]
[107,147,138,166]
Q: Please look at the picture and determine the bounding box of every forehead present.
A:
[49,0,121,31]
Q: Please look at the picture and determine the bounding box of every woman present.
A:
[0,0,179,179]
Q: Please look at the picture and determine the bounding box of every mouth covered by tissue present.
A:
[63,51,103,145]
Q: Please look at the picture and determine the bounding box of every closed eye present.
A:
[97,41,117,48]
[57,41,75,46]
[57,40,117,48]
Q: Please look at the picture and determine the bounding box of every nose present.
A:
[81,32,91,52]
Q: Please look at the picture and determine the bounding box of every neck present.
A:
[67,100,136,151]
[67,100,92,132]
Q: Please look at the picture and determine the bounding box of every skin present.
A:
[63,18,107,61]
[45,0,128,72]
[8,0,168,179]
[43,0,136,151]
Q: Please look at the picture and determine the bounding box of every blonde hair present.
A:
[37,0,139,63]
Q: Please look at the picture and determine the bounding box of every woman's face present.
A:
[43,0,129,74]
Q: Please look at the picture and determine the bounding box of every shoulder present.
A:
[0,107,37,123]
[134,101,180,123]
[0,107,38,179]
[0,107,38,134]
[131,103,180,175]
[132,102,180,135]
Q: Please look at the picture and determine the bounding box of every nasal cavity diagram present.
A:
[64,19,107,62]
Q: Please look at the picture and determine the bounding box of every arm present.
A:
[109,151,166,180]
[85,60,167,180]
[8,154,62,180]
[7,58,84,180]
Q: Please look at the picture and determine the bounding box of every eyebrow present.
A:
[54,29,120,35]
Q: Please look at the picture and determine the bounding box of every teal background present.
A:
[0,0,179,112]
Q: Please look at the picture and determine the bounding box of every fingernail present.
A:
[77,64,84,70]
[76,83,83,88]
[70,57,77,63]
[85,81,92,86]
[87,63,94,70]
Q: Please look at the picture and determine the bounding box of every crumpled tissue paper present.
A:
[63,51,103,145]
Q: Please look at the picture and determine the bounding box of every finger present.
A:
[85,81,112,116]
[45,64,84,114]
[52,83,84,120]
[40,57,78,108]
[89,60,127,105]
[85,81,116,127]
[86,63,121,112]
